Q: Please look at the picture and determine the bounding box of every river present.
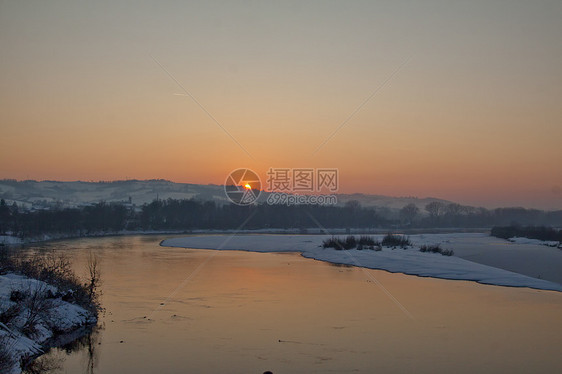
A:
[22,235,562,373]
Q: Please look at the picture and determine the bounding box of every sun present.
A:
[244,184,252,190]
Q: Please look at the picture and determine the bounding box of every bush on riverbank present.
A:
[381,233,411,248]
[491,225,562,242]
[0,247,101,315]
[322,234,414,250]
[419,244,454,256]
[322,235,382,250]
[0,248,101,372]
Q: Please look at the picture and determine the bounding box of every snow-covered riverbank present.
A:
[161,233,562,291]
[0,273,97,373]
[0,228,489,247]
[0,231,192,246]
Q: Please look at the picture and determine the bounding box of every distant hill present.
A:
[0,179,451,212]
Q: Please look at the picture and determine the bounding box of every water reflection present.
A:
[24,325,103,374]
[18,235,562,374]
[62,325,103,374]
[23,354,64,374]
[327,262,353,268]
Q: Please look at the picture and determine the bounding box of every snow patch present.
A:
[508,236,560,247]
[161,234,562,292]
[0,273,96,373]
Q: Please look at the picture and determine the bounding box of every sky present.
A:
[0,0,561,209]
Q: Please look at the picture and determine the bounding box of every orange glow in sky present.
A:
[0,2,560,209]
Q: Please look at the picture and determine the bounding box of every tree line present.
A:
[0,198,561,239]
[491,225,562,242]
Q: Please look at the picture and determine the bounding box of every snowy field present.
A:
[162,233,562,292]
[0,273,96,374]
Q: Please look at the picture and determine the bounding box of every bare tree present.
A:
[86,253,101,311]
[445,203,463,216]
[400,203,419,224]
[425,201,446,220]
[22,282,52,336]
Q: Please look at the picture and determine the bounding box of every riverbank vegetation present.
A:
[0,248,101,372]
[1,197,561,241]
[491,225,562,242]
[321,234,454,256]
[419,244,454,256]
[0,249,101,315]
[322,234,415,250]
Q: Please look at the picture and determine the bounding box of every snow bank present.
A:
[0,273,96,374]
[508,236,560,247]
[161,234,562,292]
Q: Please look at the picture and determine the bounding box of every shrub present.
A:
[1,250,101,315]
[322,237,344,250]
[358,235,379,246]
[344,236,357,249]
[20,283,53,336]
[322,236,358,250]
[382,233,411,248]
[322,235,388,251]
[419,244,454,256]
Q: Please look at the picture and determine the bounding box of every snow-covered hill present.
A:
[0,179,451,211]
[0,180,225,209]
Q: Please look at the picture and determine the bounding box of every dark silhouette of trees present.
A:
[399,203,419,225]
[0,198,561,239]
[425,201,446,221]
[0,199,11,234]
[491,225,562,242]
